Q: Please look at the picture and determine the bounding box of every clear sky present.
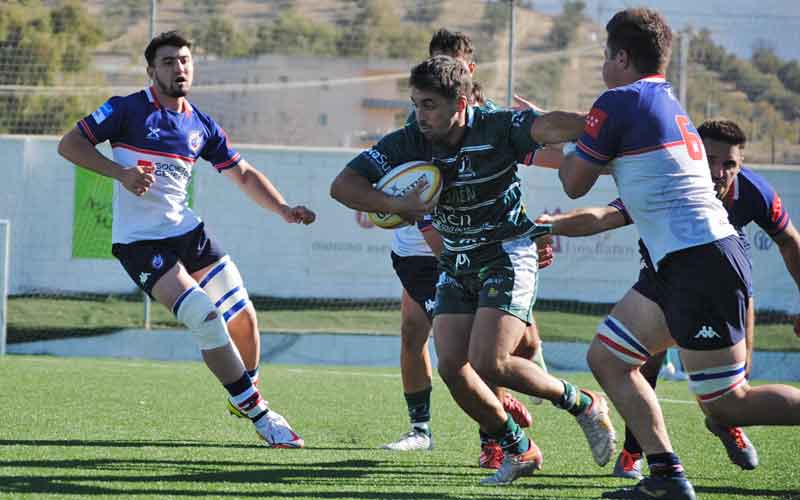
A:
[532,0,800,61]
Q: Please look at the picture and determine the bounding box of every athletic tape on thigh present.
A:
[596,315,652,366]
[173,286,231,350]
[198,255,251,323]
[688,362,747,402]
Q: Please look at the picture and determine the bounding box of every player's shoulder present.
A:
[594,84,640,109]
[738,166,777,198]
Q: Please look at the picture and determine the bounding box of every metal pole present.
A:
[0,220,9,356]
[506,0,516,107]
[678,30,689,109]
[150,0,157,40]
[143,0,157,330]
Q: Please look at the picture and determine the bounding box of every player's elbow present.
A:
[329,175,347,204]
[56,134,71,159]
[562,182,589,199]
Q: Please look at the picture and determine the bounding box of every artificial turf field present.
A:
[1,356,799,499]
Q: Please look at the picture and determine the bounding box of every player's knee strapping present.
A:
[688,362,747,402]
[198,255,251,323]
[596,315,651,366]
[173,286,231,350]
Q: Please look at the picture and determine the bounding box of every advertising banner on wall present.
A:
[72,168,114,259]
[72,168,194,259]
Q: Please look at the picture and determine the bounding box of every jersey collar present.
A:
[639,74,666,83]
[466,105,475,128]
[145,86,192,116]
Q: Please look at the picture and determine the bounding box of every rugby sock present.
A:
[225,372,269,422]
[479,430,493,446]
[405,387,432,435]
[531,347,548,373]
[647,452,685,478]
[624,364,659,454]
[554,380,593,416]
[491,416,530,455]
[247,367,260,386]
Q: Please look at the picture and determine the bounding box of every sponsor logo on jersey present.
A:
[440,185,477,205]
[188,131,202,153]
[146,127,161,140]
[153,161,191,181]
[151,254,164,270]
[585,107,608,139]
[695,325,720,339]
[139,272,151,285]
[364,148,390,173]
[91,101,114,124]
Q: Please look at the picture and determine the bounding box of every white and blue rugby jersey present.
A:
[392,216,435,257]
[78,86,241,244]
[575,75,735,268]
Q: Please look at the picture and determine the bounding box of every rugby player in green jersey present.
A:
[331,55,616,486]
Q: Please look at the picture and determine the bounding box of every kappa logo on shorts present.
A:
[455,253,471,270]
[695,325,721,339]
[139,272,151,285]
[424,299,436,313]
[151,254,164,270]
[146,127,161,140]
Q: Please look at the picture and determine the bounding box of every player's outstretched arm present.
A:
[530,110,585,145]
[535,206,628,237]
[57,127,155,196]
[330,166,434,221]
[558,147,603,199]
[223,159,315,225]
[771,220,800,335]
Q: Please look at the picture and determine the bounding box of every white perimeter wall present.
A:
[1,135,798,313]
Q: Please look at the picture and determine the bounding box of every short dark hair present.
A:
[606,8,672,75]
[409,55,472,102]
[697,119,747,147]
[429,28,474,63]
[145,31,192,66]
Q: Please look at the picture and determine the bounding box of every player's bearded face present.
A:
[151,46,194,98]
[704,139,742,199]
[411,88,461,144]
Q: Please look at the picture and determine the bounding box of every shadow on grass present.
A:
[0,439,375,452]
[0,456,472,499]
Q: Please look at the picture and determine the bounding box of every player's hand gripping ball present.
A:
[368,161,442,229]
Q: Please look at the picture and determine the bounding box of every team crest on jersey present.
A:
[188,131,202,152]
[457,156,476,179]
[585,108,608,139]
[151,254,164,270]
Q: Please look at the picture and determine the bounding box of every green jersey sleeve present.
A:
[345,124,430,183]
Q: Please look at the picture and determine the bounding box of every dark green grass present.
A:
[8,296,799,352]
[1,356,799,499]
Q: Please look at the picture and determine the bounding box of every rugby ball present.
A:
[368,161,442,229]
